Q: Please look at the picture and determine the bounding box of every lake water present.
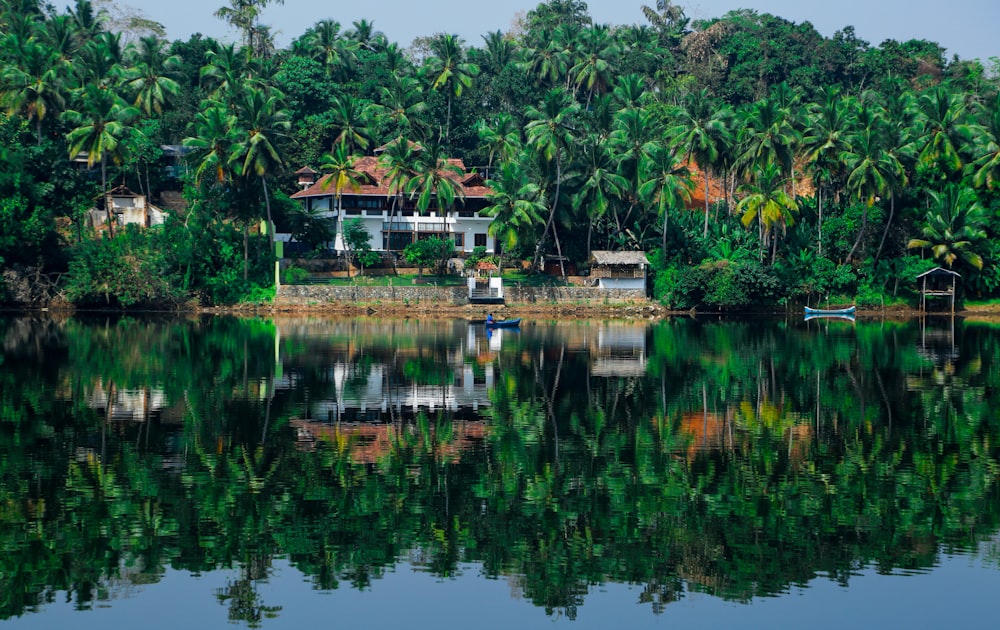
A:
[1,315,998,629]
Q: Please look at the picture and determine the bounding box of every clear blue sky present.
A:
[113,0,999,63]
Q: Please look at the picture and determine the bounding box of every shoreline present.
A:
[5,300,1000,320]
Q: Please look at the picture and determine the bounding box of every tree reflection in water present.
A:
[0,315,997,622]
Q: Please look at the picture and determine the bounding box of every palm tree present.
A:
[184,103,238,187]
[379,75,427,137]
[668,88,731,237]
[319,143,364,275]
[328,94,372,154]
[611,74,648,110]
[519,38,568,88]
[378,136,419,264]
[801,87,855,256]
[841,110,903,265]
[407,136,464,215]
[525,87,580,275]
[476,112,522,176]
[638,144,693,254]
[345,19,385,52]
[122,36,181,116]
[482,160,545,269]
[907,185,987,270]
[423,34,479,139]
[231,85,290,262]
[574,137,627,254]
[916,86,972,178]
[298,19,351,77]
[200,43,248,104]
[64,83,138,238]
[610,106,659,234]
[736,95,798,184]
[570,25,619,106]
[736,162,798,264]
[970,94,1000,190]
[1,39,68,143]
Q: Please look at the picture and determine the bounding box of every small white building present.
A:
[589,251,649,290]
[88,185,168,229]
[290,144,495,255]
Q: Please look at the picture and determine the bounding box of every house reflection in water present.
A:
[274,319,497,425]
[591,324,647,377]
[81,380,169,423]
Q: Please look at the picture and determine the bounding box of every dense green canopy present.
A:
[0,0,998,307]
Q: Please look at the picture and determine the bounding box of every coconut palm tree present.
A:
[609,106,659,236]
[801,87,855,256]
[378,75,427,138]
[916,86,973,178]
[231,85,290,261]
[407,135,464,215]
[122,36,181,116]
[736,162,798,264]
[525,87,580,275]
[907,185,987,270]
[476,112,522,176]
[319,143,364,276]
[1,39,68,143]
[423,34,478,139]
[570,25,619,106]
[841,110,903,265]
[184,102,238,187]
[328,94,372,154]
[482,160,545,269]
[378,136,419,264]
[669,88,731,237]
[64,83,138,238]
[638,144,692,254]
[574,137,627,254]
[970,94,1000,190]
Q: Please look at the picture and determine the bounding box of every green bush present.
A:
[65,228,180,307]
[281,265,310,284]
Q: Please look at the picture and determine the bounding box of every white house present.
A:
[589,251,649,290]
[290,143,495,255]
[87,185,168,230]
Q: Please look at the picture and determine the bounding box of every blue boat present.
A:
[485,318,521,329]
[804,305,856,317]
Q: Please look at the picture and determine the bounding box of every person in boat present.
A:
[486,313,494,325]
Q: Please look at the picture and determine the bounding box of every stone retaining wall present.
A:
[276,284,647,306]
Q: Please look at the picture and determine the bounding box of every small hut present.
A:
[916,267,961,314]
[589,251,649,290]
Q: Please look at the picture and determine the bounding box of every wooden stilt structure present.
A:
[916,267,961,314]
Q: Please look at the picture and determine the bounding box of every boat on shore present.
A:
[804,305,856,316]
[485,318,522,328]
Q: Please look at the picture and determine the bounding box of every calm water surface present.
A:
[1,315,998,628]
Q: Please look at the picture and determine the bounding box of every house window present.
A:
[453,233,464,247]
[474,233,487,247]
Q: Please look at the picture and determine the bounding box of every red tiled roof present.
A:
[291,155,492,200]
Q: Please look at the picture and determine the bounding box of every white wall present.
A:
[598,277,646,290]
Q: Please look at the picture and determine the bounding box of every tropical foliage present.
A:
[0,0,999,307]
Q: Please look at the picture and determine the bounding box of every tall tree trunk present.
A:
[845,206,869,265]
[661,203,669,255]
[874,193,894,266]
[532,157,562,272]
[817,187,823,257]
[102,155,114,239]
[262,175,275,253]
[703,167,710,237]
[243,221,249,281]
[553,223,566,278]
